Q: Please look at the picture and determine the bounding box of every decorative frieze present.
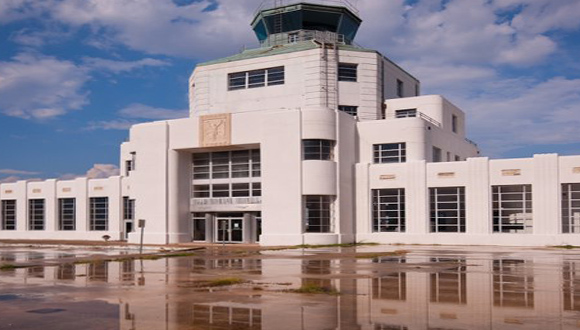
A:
[501,169,521,176]
[200,113,231,147]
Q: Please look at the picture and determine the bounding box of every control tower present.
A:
[251,1,362,47]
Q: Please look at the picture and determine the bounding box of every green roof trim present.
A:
[196,41,419,82]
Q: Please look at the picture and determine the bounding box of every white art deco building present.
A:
[1,1,580,246]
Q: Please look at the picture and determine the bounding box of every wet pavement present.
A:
[1,244,580,329]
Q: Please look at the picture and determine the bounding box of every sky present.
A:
[1,0,580,183]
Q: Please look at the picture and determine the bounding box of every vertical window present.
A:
[563,183,580,233]
[373,143,406,163]
[252,182,262,197]
[372,189,405,232]
[303,139,334,160]
[28,199,45,231]
[90,197,109,231]
[338,105,358,116]
[58,198,76,231]
[338,63,357,82]
[452,114,458,133]
[454,155,461,162]
[563,261,580,311]
[304,195,333,233]
[493,259,534,308]
[123,197,135,220]
[415,84,420,96]
[432,146,442,162]
[252,151,261,177]
[395,109,417,118]
[125,160,133,176]
[430,187,466,233]
[492,185,532,233]
[447,152,451,162]
[396,79,404,97]
[430,258,467,304]
[192,213,206,241]
[372,259,406,301]
[1,200,16,230]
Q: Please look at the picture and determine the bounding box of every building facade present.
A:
[1,1,580,246]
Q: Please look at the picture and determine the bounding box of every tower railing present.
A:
[255,0,359,16]
[260,29,346,47]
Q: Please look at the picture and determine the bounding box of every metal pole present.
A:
[138,219,146,255]
[140,226,145,255]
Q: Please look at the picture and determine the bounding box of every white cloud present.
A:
[82,57,170,73]
[0,169,39,175]
[0,53,89,119]
[0,176,21,184]
[86,103,188,130]
[85,119,135,131]
[49,0,262,59]
[118,103,187,119]
[0,52,174,119]
[454,77,580,156]
[86,164,119,179]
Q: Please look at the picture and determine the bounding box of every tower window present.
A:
[228,66,284,90]
[338,63,357,82]
[452,114,458,133]
[397,79,404,97]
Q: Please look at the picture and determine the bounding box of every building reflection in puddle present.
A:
[3,250,580,329]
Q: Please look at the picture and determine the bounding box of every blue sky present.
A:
[1,0,580,182]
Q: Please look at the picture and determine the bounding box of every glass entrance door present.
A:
[216,218,244,243]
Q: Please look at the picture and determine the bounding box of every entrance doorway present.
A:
[124,220,133,240]
[216,216,244,243]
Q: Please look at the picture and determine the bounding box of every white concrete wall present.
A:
[356,155,580,246]
[0,177,126,241]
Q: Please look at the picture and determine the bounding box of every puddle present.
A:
[1,246,580,329]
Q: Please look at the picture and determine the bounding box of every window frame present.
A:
[228,66,285,91]
[430,187,466,233]
[396,79,404,97]
[1,200,16,231]
[373,143,406,163]
[372,188,405,232]
[338,63,357,82]
[562,183,580,233]
[338,105,358,116]
[303,139,334,161]
[395,109,417,118]
[58,198,76,231]
[492,184,533,233]
[304,195,333,233]
[89,197,109,231]
[28,199,45,231]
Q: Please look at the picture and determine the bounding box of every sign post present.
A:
[138,219,146,255]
